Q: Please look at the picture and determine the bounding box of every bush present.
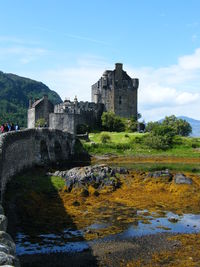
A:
[162,115,192,136]
[127,118,138,132]
[100,133,111,143]
[145,121,160,132]
[35,118,46,127]
[144,125,176,150]
[101,112,125,132]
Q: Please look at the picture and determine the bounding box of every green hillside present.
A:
[0,71,62,127]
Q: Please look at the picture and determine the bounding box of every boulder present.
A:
[147,169,173,181]
[0,232,15,256]
[0,252,16,266]
[63,164,127,192]
[174,173,193,185]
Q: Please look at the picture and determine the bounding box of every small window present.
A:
[119,96,122,105]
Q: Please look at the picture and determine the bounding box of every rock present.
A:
[0,244,12,255]
[174,173,193,185]
[147,169,173,181]
[0,216,7,232]
[168,217,179,223]
[63,164,126,192]
[0,232,16,256]
[0,252,16,265]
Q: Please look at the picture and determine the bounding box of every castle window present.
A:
[119,96,122,105]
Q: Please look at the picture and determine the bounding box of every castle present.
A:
[28,63,139,134]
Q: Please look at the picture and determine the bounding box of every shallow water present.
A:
[16,211,200,256]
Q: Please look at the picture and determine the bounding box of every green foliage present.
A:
[145,125,176,150]
[100,132,111,143]
[35,118,46,127]
[145,121,160,132]
[162,115,192,136]
[82,131,200,157]
[127,117,138,132]
[101,112,125,132]
[0,71,62,127]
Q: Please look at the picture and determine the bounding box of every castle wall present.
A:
[50,102,104,134]
[0,129,75,200]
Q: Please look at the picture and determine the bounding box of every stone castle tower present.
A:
[91,63,139,119]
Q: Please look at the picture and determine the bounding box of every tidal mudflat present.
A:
[5,157,200,266]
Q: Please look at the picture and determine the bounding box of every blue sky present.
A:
[0,0,200,121]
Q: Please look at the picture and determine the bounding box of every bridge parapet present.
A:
[0,128,76,200]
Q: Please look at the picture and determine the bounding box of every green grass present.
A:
[82,132,200,158]
[110,162,200,173]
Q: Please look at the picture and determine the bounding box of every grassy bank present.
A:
[82,132,200,158]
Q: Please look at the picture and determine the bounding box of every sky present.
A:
[0,0,200,122]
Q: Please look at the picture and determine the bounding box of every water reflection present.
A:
[16,211,200,255]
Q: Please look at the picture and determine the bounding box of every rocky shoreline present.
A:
[0,204,20,267]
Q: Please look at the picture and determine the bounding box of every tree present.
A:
[101,112,125,132]
[145,124,176,150]
[162,115,192,136]
[145,121,160,132]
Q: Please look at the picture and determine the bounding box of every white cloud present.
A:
[178,48,200,70]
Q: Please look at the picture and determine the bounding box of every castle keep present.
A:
[28,63,139,133]
[92,63,139,118]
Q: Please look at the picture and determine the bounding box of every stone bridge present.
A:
[0,128,78,200]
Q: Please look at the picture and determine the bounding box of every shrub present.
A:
[162,115,192,136]
[101,112,125,132]
[127,118,138,132]
[144,125,176,150]
[35,118,46,127]
[100,133,111,143]
[145,121,160,132]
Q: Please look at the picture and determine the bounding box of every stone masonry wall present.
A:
[0,129,75,200]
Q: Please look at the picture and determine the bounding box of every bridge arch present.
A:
[0,128,76,200]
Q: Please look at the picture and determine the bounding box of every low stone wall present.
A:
[0,128,76,200]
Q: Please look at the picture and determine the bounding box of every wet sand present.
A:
[19,232,179,267]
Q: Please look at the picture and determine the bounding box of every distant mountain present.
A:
[177,116,200,137]
[0,71,62,127]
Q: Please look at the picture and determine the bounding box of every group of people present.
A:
[0,123,20,133]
